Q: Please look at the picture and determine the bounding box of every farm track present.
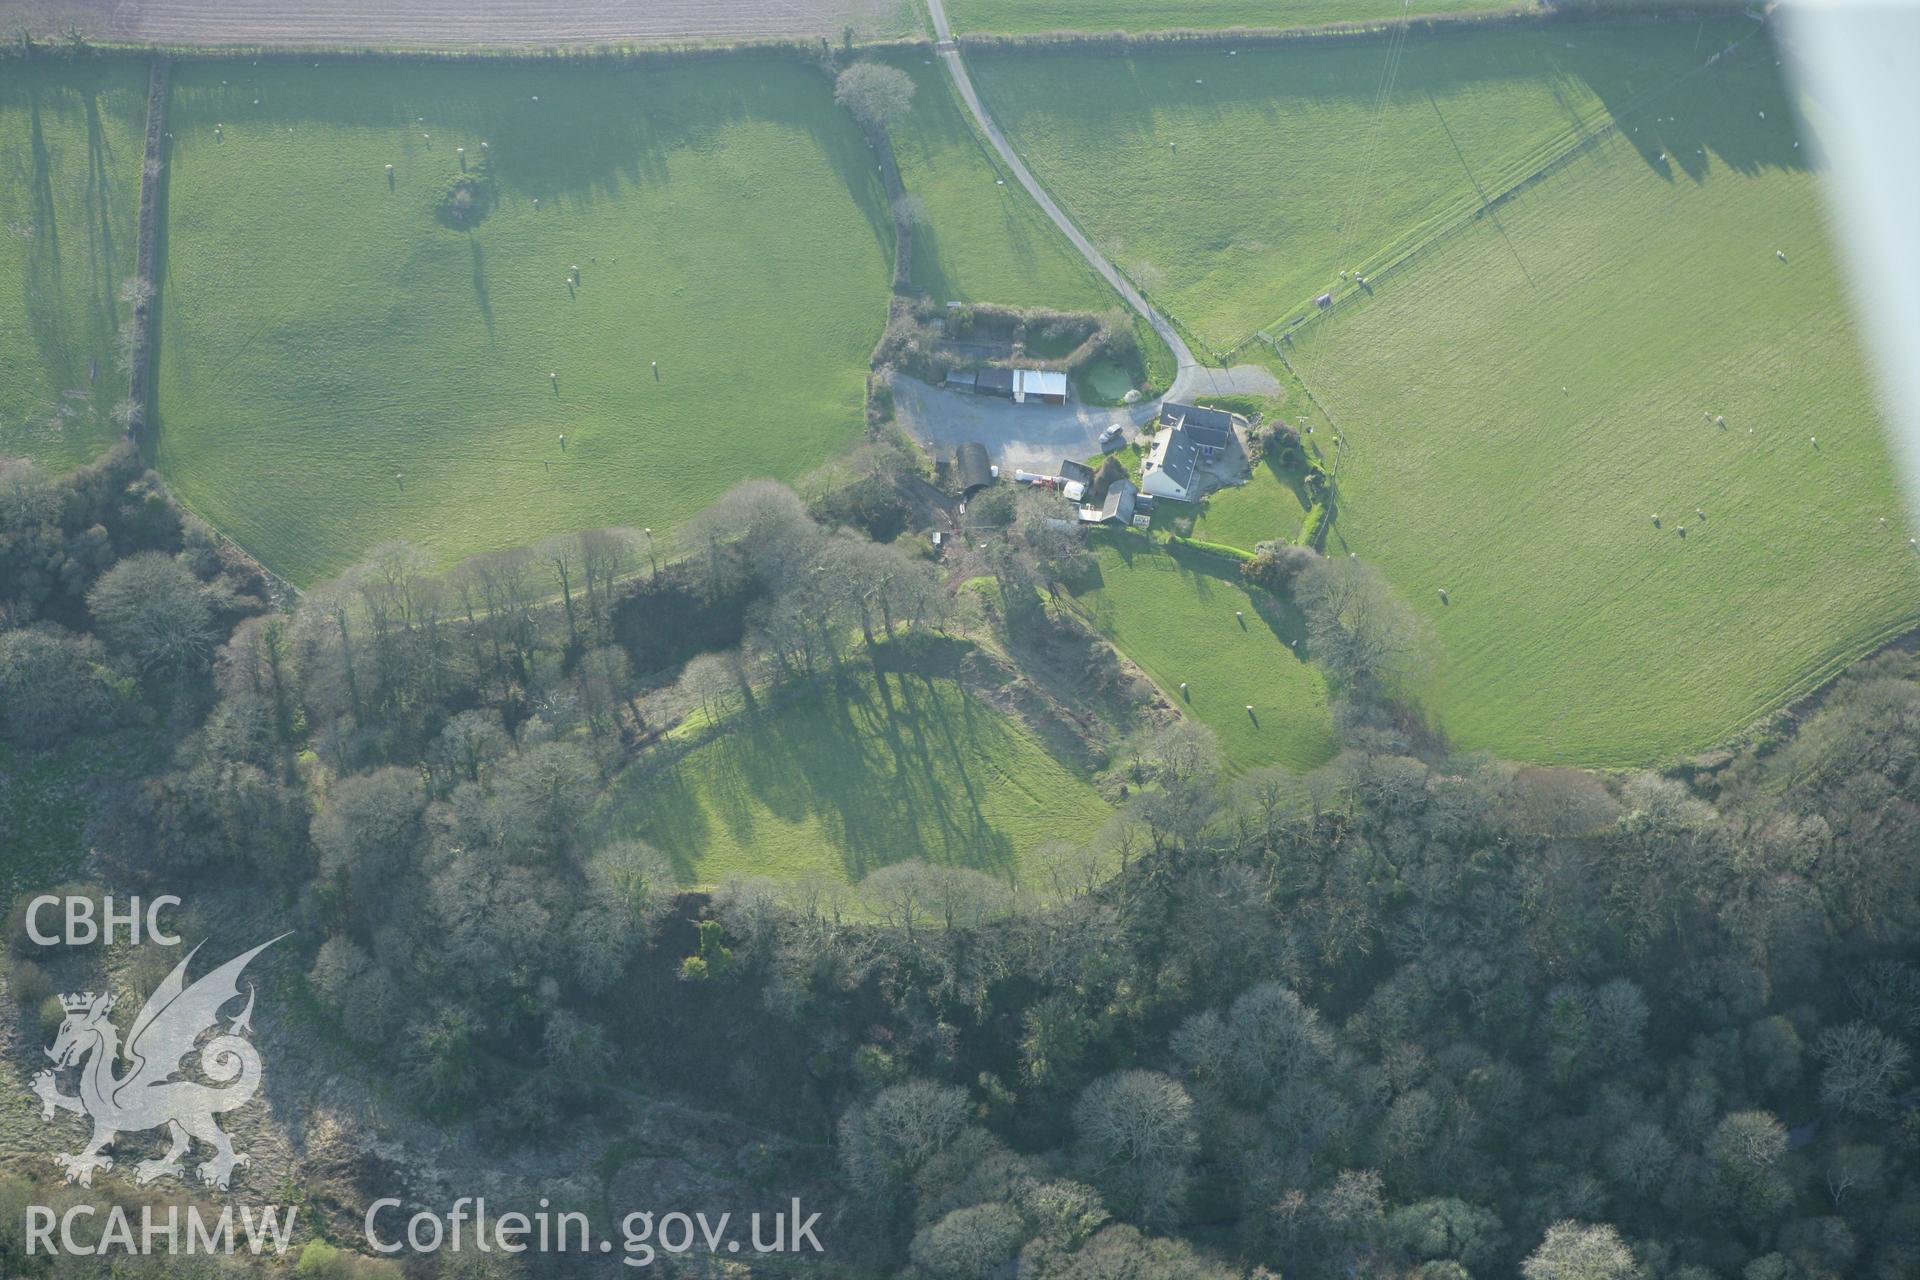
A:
[24,0,913,46]
[922,0,1201,389]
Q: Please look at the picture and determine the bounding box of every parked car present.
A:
[1099,424,1126,450]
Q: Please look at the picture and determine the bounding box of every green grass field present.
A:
[974,19,1748,349]
[1066,535,1336,771]
[1176,454,1311,549]
[154,58,893,586]
[0,59,147,472]
[592,658,1110,887]
[1291,51,1920,765]
[882,54,1112,309]
[949,0,1507,35]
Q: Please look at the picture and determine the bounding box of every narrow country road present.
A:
[904,0,1283,469]
[924,0,1202,388]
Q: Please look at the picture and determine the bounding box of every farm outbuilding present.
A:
[974,367,1016,399]
[1014,369,1068,405]
[955,442,996,497]
[952,366,1066,406]
[1080,478,1139,526]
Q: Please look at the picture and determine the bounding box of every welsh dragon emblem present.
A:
[32,936,284,1190]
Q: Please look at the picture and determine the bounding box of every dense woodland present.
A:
[2,446,1919,1280]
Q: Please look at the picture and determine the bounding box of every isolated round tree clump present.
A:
[835,61,915,130]
[434,173,495,228]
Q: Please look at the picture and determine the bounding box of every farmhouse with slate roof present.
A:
[1142,402,1248,502]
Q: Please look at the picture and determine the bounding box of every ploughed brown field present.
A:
[12,0,917,46]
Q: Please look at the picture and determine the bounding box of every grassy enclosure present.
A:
[881,54,1114,310]
[948,0,1507,35]
[154,56,894,585]
[1173,453,1312,549]
[1293,50,1920,765]
[593,662,1110,888]
[972,19,1748,349]
[0,59,148,472]
[1066,536,1336,772]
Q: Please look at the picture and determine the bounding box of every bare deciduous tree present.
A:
[85,551,215,674]
[1521,1221,1640,1280]
[1072,1069,1197,1227]
[834,62,915,130]
[1817,1022,1911,1118]
[1294,554,1427,697]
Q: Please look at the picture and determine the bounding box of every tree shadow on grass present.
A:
[1563,25,1805,182]
[599,757,711,885]
[1057,556,1105,597]
[977,19,1804,197]
[22,95,72,398]
[1162,538,1310,654]
[1088,526,1151,568]
[596,664,1018,885]
[164,57,895,262]
[82,90,124,399]
[1270,453,1312,509]
[468,237,494,341]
